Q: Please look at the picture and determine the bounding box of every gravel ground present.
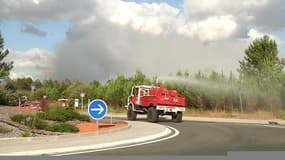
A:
[0,106,35,138]
[0,106,65,138]
[0,122,23,138]
[0,106,37,120]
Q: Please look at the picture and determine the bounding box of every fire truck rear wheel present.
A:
[171,114,177,120]
[173,112,182,123]
[127,105,137,120]
[147,107,158,123]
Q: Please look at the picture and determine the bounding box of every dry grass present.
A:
[184,109,277,120]
[0,125,11,133]
[75,105,284,120]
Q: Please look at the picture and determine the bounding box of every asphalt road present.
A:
[82,118,285,155]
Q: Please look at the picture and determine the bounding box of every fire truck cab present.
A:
[126,85,186,122]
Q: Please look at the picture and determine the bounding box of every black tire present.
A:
[147,107,158,123]
[127,105,137,120]
[173,112,182,123]
[171,114,177,120]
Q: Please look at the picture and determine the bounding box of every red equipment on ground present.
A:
[16,95,42,111]
[126,85,186,123]
[17,101,42,111]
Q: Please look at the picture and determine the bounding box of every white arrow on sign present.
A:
[90,104,104,114]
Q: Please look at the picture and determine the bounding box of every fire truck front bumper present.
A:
[156,105,186,113]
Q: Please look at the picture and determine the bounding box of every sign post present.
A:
[87,99,108,129]
[74,98,79,108]
[80,93,85,110]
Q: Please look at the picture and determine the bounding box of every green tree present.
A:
[176,70,183,77]
[239,35,285,109]
[14,77,33,90]
[104,75,132,107]
[239,35,284,79]
[0,32,13,78]
[131,69,151,85]
[87,80,104,99]
[64,81,87,99]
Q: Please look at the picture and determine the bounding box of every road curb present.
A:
[0,121,130,141]
[106,114,285,126]
[183,116,285,126]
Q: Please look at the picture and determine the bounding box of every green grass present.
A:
[0,125,11,134]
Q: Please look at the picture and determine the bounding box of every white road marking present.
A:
[54,126,179,156]
[263,125,285,129]
[90,104,104,114]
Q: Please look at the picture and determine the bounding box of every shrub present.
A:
[10,114,34,126]
[10,114,27,123]
[36,112,47,119]
[10,114,48,129]
[47,123,79,133]
[38,109,89,122]
[46,111,66,122]
[33,117,48,130]
[22,130,32,137]
[61,109,80,121]
[77,114,90,122]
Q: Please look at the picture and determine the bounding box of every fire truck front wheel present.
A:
[127,105,137,120]
[147,107,158,123]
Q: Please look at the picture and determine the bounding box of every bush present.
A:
[10,114,48,129]
[45,110,67,122]
[33,117,48,130]
[46,123,79,133]
[22,130,32,137]
[0,87,18,106]
[77,114,90,122]
[36,112,47,119]
[10,114,34,126]
[37,109,89,122]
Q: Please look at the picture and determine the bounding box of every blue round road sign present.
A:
[88,99,108,120]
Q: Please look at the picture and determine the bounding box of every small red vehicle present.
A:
[126,85,186,122]
[16,101,42,111]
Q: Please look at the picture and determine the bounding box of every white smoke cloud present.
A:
[176,15,237,41]
[1,0,285,81]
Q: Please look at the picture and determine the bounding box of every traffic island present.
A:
[0,121,171,156]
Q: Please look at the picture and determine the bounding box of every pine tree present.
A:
[239,35,283,79]
[239,35,285,109]
[0,32,13,78]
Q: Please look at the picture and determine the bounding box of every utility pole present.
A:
[239,80,243,113]
[80,93,85,110]
[239,91,243,113]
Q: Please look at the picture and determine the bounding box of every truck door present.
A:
[131,87,139,105]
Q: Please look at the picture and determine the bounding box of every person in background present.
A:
[40,95,49,112]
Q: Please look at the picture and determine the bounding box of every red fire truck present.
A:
[126,85,186,122]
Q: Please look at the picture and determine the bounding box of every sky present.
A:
[0,0,285,81]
